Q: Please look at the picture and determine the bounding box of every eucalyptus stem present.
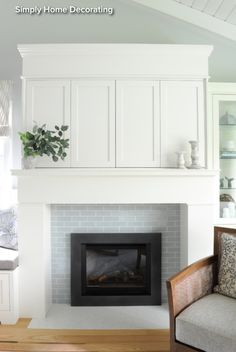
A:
[19,124,69,162]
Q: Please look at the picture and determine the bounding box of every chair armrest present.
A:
[166,255,217,319]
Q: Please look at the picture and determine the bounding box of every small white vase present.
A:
[176,151,186,169]
[22,156,38,169]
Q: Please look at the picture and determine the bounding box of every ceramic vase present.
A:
[176,151,186,169]
[188,140,202,169]
[22,156,38,169]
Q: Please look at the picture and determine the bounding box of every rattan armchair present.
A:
[166,226,236,352]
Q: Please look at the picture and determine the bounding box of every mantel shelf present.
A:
[12,168,218,178]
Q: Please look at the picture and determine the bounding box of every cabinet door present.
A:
[160,81,205,167]
[212,94,236,218]
[116,81,160,167]
[71,80,115,167]
[25,80,70,167]
[0,273,10,311]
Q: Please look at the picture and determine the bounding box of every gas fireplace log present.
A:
[88,270,144,284]
[98,270,121,283]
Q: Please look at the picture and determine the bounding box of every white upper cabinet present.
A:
[160,81,205,167]
[19,45,212,169]
[116,81,160,167]
[25,80,70,167]
[71,80,115,167]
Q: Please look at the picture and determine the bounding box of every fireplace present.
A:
[14,168,217,318]
[71,233,162,306]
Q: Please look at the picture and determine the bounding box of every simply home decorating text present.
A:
[15,5,115,15]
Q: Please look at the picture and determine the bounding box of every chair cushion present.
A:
[0,247,18,270]
[176,293,236,352]
[214,232,236,299]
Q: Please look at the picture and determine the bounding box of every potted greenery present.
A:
[19,124,69,168]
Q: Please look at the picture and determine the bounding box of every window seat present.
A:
[0,247,18,270]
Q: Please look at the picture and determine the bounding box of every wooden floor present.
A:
[0,319,170,352]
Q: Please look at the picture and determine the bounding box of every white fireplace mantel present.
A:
[13,168,217,204]
[13,168,218,318]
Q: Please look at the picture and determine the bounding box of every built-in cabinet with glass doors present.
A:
[209,83,236,221]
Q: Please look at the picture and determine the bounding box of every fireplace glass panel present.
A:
[82,244,150,295]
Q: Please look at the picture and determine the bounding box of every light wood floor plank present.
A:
[0,319,170,352]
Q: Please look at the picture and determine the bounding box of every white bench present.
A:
[0,247,19,324]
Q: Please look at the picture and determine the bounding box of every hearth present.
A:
[71,233,161,306]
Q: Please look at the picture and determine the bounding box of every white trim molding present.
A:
[17,44,213,78]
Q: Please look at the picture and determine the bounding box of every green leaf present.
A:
[19,122,69,161]
[52,155,58,162]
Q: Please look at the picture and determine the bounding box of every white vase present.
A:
[188,140,202,169]
[22,156,38,169]
[176,151,186,169]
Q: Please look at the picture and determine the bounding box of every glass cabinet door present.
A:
[218,97,236,218]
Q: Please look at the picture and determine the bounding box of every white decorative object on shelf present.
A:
[176,151,186,169]
[188,140,202,169]
[225,177,235,188]
[222,207,230,218]
[220,111,236,125]
[22,156,38,169]
[228,202,235,218]
[223,140,235,151]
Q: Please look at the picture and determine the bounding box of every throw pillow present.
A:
[0,207,18,250]
[214,232,236,299]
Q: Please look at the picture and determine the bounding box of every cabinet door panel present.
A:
[25,80,70,167]
[161,81,205,167]
[71,80,115,167]
[0,273,10,311]
[116,81,160,167]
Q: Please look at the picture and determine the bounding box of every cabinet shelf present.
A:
[220,157,236,159]
[220,188,236,190]
[220,124,236,126]
[220,151,236,159]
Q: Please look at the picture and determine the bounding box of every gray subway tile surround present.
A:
[51,204,180,303]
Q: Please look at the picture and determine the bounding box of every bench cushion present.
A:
[0,247,18,270]
[176,293,236,352]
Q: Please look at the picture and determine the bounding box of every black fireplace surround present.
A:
[71,233,161,306]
